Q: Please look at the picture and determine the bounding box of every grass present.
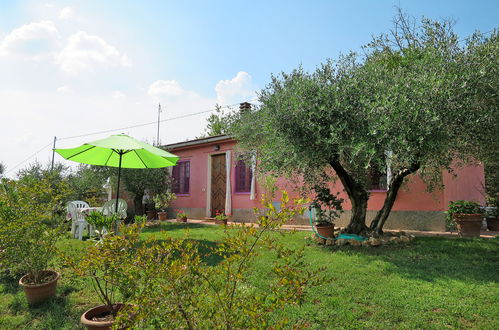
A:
[1,222,498,329]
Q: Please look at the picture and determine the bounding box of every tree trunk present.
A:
[370,162,420,235]
[329,159,369,234]
[133,194,144,217]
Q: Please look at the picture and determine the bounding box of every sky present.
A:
[0,0,498,177]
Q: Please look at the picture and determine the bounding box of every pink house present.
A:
[165,135,485,231]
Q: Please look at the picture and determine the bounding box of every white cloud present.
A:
[56,86,72,93]
[57,31,130,75]
[112,90,126,99]
[0,21,60,59]
[59,7,74,20]
[215,71,257,106]
[148,80,184,98]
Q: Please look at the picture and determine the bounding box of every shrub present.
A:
[0,178,65,283]
[153,192,177,212]
[111,191,326,328]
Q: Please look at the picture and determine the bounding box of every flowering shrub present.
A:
[176,209,187,219]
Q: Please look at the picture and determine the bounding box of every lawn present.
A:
[1,222,498,329]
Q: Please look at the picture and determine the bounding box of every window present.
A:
[368,163,388,191]
[172,161,190,194]
[235,159,252,193]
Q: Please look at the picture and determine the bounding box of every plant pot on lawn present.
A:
[153,193,176,221]
[176,216,188,223]
[146,210,157,220]
[315,224,335,238]
[446,200,484,238]
[81,303,125,330]
[485,206,499,231]
[19,270,60,305]
[454,214,483,237]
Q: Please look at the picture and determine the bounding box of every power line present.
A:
[6,98,259,175]
[58,99,258,141]
[5,141,54,175]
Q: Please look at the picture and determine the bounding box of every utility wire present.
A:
[58,99,258,141]
[5,141,54,175]
[6,98,259,175]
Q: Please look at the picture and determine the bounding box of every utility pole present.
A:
[157,103,161,146]
[51,136,57,171]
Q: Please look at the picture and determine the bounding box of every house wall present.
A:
[443,164,486,207]
[168,139,484,232]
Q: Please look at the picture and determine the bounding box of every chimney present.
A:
[239,102,251,113]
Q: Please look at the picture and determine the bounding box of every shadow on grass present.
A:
[140,237,224,266]
[337,236,499,283]
[0,275,19,295]
[143,222,211,233]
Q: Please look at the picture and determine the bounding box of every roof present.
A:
[162,134,233,150]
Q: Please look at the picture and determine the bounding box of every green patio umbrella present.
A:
[54,134,179,214]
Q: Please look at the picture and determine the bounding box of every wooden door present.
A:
[211,154,226,217]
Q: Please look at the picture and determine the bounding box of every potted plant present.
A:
[311,185,344,238]
[484,203,499,231]
[446,200,484,237]
[64,224,142,329]
[0,178,63,305]
[214,210,228,225]
[176,209,188,222]
[153,192,176,221]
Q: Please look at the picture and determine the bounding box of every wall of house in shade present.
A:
[166,136,485,232]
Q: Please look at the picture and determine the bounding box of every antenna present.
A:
[157,103,161,146]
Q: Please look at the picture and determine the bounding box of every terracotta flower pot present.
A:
[146,210,157,220]
[316,224,335,238]
[81,303,125,330]
[454,214,483,237]
[215,219,227,226]
[176,216,187,223]
[158,211,167,221]
[19,270,60,305]
[486,217,499,231]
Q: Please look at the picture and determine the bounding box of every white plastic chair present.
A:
[67,201,91,240]
[102,199,128,219]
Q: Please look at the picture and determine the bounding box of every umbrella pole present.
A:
[113,152,123,234]
[115,152,123,214]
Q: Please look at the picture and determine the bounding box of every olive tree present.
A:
[231,13,498,235]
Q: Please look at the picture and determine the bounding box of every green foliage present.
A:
[63,190,323,327]
[63,223,144,317]
[175,209,187,219]
[85,211,118,242]
[0,178,65,283]
[311,184,344,225]
[153,192,176,211]
[202,104,231,137]
[121,167,171,215]
[66,165,110,206]
[229,12,498,233]
[134,215,147,225]
[214,209,228,222]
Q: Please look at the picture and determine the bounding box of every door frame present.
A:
[206,152,227,217]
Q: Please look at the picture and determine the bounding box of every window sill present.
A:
[234,192,251,195]
[175,194,191,197]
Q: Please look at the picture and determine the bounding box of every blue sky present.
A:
[0,0,497,176]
